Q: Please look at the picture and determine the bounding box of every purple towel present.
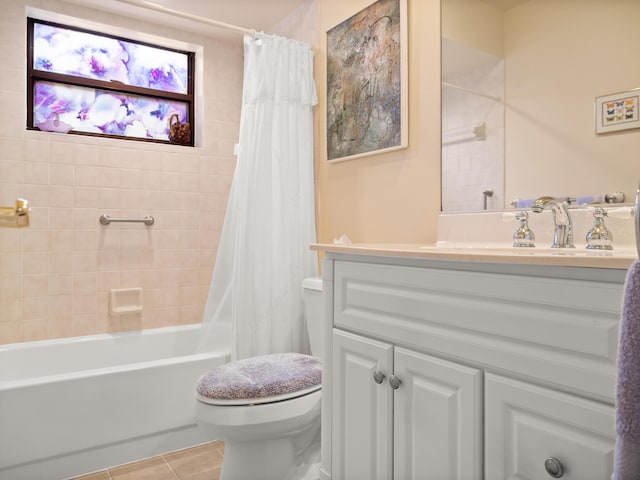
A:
[614,260,640,479]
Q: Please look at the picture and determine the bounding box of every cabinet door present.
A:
[485,373,615,479]
[332,329,394,480]
[394,347,483,480]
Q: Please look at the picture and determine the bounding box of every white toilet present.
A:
[194,277,323,480]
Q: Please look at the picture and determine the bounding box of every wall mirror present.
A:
[441,0,640,212]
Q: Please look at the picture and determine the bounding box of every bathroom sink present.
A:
[311,242,636,269]
[419,243,526,252]
[418,243,635,258]
[420,243,512,251]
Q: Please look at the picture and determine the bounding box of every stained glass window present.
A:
[27,18,194,145]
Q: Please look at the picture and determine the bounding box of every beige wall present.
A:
[0,1,242,344]
[504,0,640,202]
[315,0,441,245]
[441,0,503,58]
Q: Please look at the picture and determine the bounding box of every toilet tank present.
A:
[302,277,323,358]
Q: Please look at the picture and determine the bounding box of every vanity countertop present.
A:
[311,243,637,270]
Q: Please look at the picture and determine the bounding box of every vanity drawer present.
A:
[333,260,623,402]
[485,373,615,479]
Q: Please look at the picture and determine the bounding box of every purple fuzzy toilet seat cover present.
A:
[196,353,322,405]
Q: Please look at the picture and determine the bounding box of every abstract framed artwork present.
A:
[326,0,408,162]
[595,89,640,134]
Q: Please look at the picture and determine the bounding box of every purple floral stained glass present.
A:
[34,81,188,140]
[33,22,189,95]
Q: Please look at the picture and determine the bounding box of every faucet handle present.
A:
[586,207,613,250]
[512,211,536,248]
[500,211,518,222]
[0,198,30,228]
[605,206,634,219]
[15,198,30,228]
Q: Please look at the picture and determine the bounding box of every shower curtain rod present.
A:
[115,0,256,36]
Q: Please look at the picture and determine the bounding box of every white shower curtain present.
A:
[198,33,318,360]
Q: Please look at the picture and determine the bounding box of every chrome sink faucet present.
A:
[531,196,575,248]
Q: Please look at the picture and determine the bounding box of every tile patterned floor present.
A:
[71,441,224,480]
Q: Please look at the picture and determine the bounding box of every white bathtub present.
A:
[0,323,230,480]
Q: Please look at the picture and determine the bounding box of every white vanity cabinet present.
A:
[332,329,482,480]
[319,252,626,480]
[485,373,615,479]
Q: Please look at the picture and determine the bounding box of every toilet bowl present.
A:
[194,277,323,480]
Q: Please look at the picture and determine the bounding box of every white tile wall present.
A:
[0,0,243,344]
[442,45,505,212]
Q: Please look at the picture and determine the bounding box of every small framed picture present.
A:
[595,89,640,134]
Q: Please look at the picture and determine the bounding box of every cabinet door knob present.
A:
[373,369,385,384]
[389,375,401,390]
[544,457,564,478]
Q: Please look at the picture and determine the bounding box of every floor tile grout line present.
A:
[161,455,181,480]
[70,441,225,479]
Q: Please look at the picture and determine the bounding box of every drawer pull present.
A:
[389,375,402,390]
[373,370,385,384]
[544,457,564,478]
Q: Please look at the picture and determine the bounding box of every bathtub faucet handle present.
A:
[0,198,30,228]
[16,198,29,215]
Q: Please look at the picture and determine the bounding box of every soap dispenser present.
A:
[513,211,535,247]
[586,207,613,250]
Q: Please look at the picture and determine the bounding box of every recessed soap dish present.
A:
[109,288,143,315]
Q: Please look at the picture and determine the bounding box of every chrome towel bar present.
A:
[99,214,155,226]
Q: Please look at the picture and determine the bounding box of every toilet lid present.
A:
[196,352,322,406]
